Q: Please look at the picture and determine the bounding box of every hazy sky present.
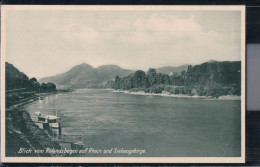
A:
[4,8,242,79]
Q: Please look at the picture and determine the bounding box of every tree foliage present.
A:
[6,62,57,92]
[112,61,241,97]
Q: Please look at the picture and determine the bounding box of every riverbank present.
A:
[111,89,241,100]
[6,89,71,108]
[5,90,71,157]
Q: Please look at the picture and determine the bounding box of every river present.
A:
[25,88,241,157]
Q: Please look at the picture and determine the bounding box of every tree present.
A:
[133,70,146,88]
[30,77,37,83]
[157,73,164,85]
[29,77,40,91]
[40,82,56,92]
[114,75,121,89]
[124,75,134,90]
[164,74,170,85]
[40,83,47,92]
[46,82,56,92]
[147,68,157,87]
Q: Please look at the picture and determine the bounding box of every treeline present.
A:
[112,61,241,97]
[6,62,56,92]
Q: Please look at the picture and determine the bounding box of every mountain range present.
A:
[39,63,189,88]
[39,63,133,88]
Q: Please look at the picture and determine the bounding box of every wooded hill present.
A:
[6,62,57,107]
[6,62,56,92]
[112,61,241,97]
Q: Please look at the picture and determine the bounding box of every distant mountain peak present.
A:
[78,62,92,67]
[69,62,94,71]
[207,60,217,63]
[39,63,133,88]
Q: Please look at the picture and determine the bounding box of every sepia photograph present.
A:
[1,5,245,163]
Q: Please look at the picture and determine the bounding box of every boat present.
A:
[35,112,61,129]
[35,96,61,129]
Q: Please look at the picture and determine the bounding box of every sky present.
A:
[4,7,242,79]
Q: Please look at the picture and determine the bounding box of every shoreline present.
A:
[5,90,70,157]
[111,89,241,100]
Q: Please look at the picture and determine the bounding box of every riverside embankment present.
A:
[5,90,69,157]
[111,89,241,100]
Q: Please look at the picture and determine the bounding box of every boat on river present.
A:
[35,95,61,129]
[35,112,61,129]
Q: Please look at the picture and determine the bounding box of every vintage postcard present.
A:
[1,5,245,163]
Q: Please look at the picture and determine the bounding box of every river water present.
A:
[25,88,241,157]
